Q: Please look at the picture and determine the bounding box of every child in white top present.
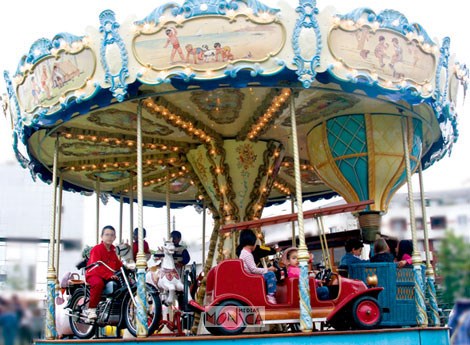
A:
[238,229,277,304]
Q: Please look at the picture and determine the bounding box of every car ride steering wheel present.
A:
[315,268,332,284]
[272,260,287,282]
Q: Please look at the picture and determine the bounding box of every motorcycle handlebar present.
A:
[85,260,117,273]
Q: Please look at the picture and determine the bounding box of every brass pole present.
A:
[45,136,59,339]
[401,116,428,327]
[290,92,312,332]
[95,176,100,245]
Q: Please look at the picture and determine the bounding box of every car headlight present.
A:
[366,274,378,287]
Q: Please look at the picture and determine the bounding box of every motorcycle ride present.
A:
[65,243,161,339]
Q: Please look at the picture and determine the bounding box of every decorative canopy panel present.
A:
[4,0,466,210]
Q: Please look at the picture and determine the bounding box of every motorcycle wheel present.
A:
[68,289,97,339]
[124,284,162,337]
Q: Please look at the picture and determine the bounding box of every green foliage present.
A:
[436,230,470,305]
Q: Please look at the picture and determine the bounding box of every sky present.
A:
[0,0,469,249]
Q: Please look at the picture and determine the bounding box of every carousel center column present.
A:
[187,139,285,265]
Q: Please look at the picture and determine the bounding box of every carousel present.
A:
[2,0,467,343]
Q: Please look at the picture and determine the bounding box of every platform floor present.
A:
[35,327,450,345]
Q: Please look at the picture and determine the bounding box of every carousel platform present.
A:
[35,327,450,345]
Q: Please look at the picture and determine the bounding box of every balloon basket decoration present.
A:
[358,211,382,244]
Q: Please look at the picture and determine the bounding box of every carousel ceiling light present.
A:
[247,88,291,140]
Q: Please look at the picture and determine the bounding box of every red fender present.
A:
[326,287,383,322]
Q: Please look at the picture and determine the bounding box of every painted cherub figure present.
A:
[374,35,389,68]
[163,27,185,63]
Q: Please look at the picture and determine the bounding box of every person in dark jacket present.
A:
[370,238,395,262]
[170,230,190,268]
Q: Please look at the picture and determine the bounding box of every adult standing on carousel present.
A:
[85,225,122,321]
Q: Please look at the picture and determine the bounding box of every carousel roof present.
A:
[3,0,467,214]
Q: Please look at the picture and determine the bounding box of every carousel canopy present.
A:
[3,0,467,219]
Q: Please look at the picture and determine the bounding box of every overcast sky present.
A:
[0,1,468,247]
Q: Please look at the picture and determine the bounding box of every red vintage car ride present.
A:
[190,259,383,335]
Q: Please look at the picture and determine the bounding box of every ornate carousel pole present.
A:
[290,196,296,246]
[166,173,171,238]
[119,193,124,243]
[401,117,428,327]
[95,176,100,244]
[192,217,221,334]
[135,101,149,336]
[290,95,312,332]
[54,176,63,282]
[418,163,440,326]
[45,137,59,339]
[291,0,322,331]
[129,175,134,242]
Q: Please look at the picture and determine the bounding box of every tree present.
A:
[436,230,470,305]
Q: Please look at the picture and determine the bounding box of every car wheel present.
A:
[351,296,382,329]
[204,299,248,336]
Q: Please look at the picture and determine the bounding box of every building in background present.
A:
[382,188,470,243]
[261,188,470,267]
[0,162,84,293]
